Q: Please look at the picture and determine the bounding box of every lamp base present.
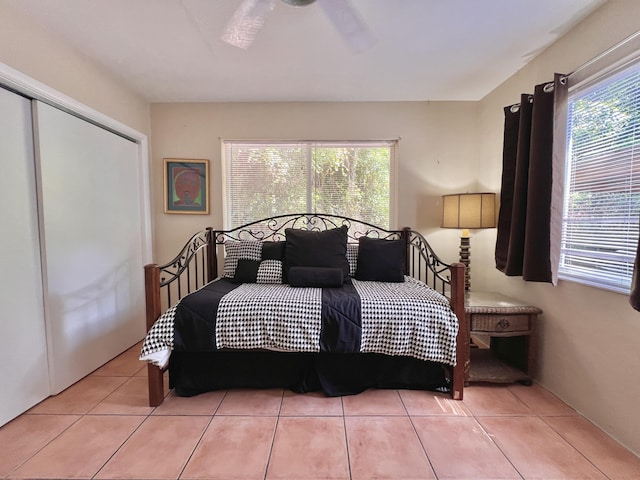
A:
[459,236,470,291]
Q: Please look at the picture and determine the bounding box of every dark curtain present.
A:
[495,73,568,282]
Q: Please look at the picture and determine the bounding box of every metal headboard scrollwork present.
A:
[403,229,452,294]
[209,213,405,277]
[147,213,454,324]
[153,228,214,310]
[213,213,401,243]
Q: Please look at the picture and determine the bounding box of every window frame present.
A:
[559,58,640,294]
[221,139,398,230]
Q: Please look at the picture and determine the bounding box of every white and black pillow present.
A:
[346,243,358,276]
[223,240,263,278]
[257,241,285,283]
[257,259,283,283]
[226,240,285,283]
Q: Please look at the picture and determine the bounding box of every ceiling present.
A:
[6,0,607,103]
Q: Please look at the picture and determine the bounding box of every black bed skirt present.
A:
[169,351,450,397]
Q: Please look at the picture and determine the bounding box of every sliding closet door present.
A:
[34,101,146,393]
[0,88,50,425]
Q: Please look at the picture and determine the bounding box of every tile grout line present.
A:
[399,390,440,480]
[537,414,613,480]
[90,398,155,480]
[174,415,216,480]
[339,395,353,480]
[175,390,227,480]
[469,413,526,480]
[6,413,84,479]
[91,356,160,479]
[507,385,613,480]
[467,386,545,480]
[262,389,285,480]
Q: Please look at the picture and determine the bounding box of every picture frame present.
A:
[163,158,209,214]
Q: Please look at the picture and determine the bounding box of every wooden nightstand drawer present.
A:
[471,314,530,333]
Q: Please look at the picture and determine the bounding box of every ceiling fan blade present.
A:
[222,0,276,49]
[317,0,375,53]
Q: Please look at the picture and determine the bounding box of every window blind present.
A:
[560,63,640,293]
[223,141,395,230]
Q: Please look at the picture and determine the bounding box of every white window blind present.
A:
[223,141,395,230]
[560,62,640,293]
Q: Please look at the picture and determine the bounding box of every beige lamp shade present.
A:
[442,193,497,230]
[441,192,496,291]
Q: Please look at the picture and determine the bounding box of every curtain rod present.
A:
[567,30,640,79]
[507,29,640,112]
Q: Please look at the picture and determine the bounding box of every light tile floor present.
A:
[2,343,640,479]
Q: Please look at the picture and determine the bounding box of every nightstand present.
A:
[464,291,542,385]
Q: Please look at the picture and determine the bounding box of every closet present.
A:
[0,86,147,426]
[0,87,50,426]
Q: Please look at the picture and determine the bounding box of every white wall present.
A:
[477,0,640,456]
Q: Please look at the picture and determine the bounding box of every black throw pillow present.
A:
[233,259,261,283]
[261,241,285,260]
[355,237,405,282]
[284,225,349,282]
[288,266,344,288]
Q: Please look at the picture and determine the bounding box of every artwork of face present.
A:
[174,168,201,206]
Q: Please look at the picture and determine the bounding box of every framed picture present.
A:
[163,158,209,214]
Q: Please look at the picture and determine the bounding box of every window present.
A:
[223,141,396,229]
[560,62,640,293]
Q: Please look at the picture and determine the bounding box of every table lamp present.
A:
[441,192,496,290]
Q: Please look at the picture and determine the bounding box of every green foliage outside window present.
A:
[225,142,393,230]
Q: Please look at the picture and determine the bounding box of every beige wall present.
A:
[477,0,640,456]
[150,101,479,262]
[0,2,149,135]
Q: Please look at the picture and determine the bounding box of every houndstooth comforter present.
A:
[140,276,458,367]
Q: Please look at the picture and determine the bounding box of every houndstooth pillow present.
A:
[223,240,263,278]
[257,259,283,283]
[347,243,358,276]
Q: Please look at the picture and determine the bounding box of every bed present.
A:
[140,213,467,407]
